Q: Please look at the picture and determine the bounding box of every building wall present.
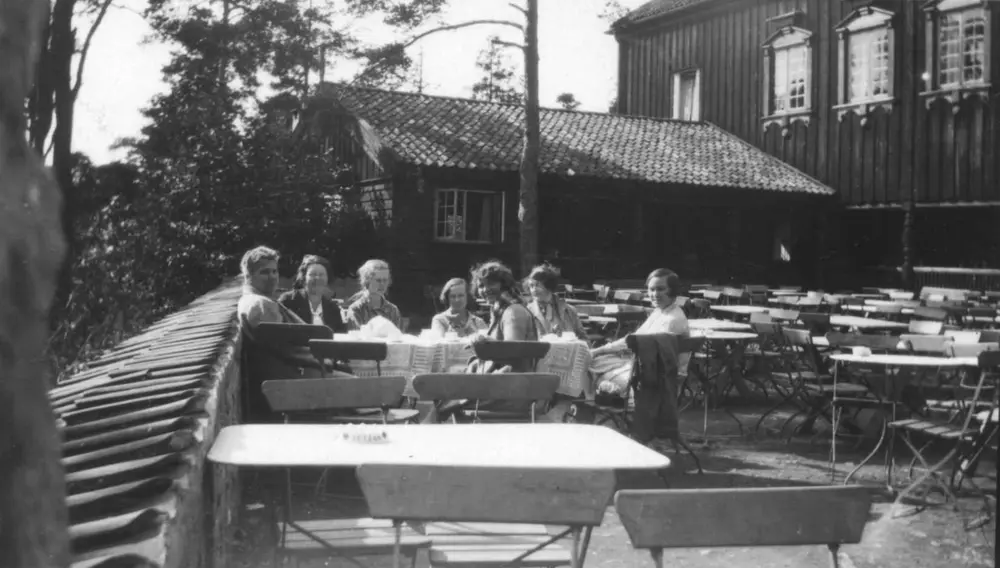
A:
[616,0,999,207]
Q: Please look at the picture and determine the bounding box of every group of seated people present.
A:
[236,245,690,400]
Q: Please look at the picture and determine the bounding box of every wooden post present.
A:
[0,0,70,566]
[518,0,540,277]
[901,197,916,291]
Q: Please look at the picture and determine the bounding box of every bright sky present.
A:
[74,0,645,165]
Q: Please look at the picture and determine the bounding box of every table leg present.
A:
[578,525,594,567]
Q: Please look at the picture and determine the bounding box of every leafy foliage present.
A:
[556,92,581,110]
[49,0,447,374]
[470,35,523,104]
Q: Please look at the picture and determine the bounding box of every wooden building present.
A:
[302,84,837,312]
[612,0,999,277]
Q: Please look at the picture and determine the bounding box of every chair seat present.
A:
[887,419,977,440]
[280,518,431,554]
[803,383,869,394]
[429,545,572,568]
[832,396,894,408]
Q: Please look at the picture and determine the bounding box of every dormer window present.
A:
[921,0,991,107]
[834,6,896,123]
[762,22,813,134]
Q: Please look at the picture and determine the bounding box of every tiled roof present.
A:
[612,0,718,28]
[50,280,242,568]
[320,85,834,196]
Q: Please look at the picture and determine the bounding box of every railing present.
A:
[906,266,1000,292]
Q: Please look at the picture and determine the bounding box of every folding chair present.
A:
[358,464,616,568]
[309,339,389,376]
[721,287,746,305]
[888,351,1000,504]
[768,328,868,442]
[908,319,944,335]
[965,307,1000,329]
[615,486,871,568]
[945,330,982,344]
[913,306,950,323]
[472,340,551,374]
[260,378,429,567]
[413,373,561,423]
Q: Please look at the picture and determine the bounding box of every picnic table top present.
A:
[689,318,753,331]
[829,315,909,330]
[829,353,980,368]
[692,330,759,341]
[207,423,671,470]
[710,305,770,314]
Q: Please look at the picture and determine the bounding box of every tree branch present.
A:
[348,19,523,87]
[72,0,114,99]
[398,19,523,50]
[508,2,527,17]
[492,39,524,51]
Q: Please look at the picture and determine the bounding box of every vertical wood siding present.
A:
[616,0,999,206]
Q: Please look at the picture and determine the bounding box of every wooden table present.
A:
[689,319,752,331]
[710,305,770,316]
[828,353,978,367]
[208,423,671,470]
[829,315,908,331]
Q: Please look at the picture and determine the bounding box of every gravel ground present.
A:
[231,403,997,568]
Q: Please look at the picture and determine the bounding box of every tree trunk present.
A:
[46,0,78,334]
[0,0,71,566]
[518,0,540,277]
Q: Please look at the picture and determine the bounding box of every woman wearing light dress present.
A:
[431,278,488,338]
[588,268,690,398]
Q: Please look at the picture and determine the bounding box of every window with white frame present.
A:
[434,189,505,243]
[835,6,895,120]
[922,0,991,102]
[671,69,701,121]
[762,26,812,126]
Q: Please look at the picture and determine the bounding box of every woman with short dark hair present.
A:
[588,268,690,397]
[278,254,347,332]
[470,260,538,343]
[524,263,586,340]
[431,278,487,337]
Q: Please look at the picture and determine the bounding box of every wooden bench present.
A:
[358,464,616,568]
[615,485,871,568]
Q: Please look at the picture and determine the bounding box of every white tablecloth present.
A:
[333,335,592,397]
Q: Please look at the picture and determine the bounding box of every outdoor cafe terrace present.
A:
[51,277,999,568]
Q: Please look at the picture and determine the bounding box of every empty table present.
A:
[208,423,671,470]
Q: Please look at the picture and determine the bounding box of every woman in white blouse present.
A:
[588,268,690,398]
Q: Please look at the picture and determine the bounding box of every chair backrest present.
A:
[870,303,903,315]
[677,336,707,354]
[979,330,1000,343]
[769,309,800,322]
[261,376,407,413]
[614,486,870,550]
[908,320,944,335]
[913,306,949,322]
[308,339,388,362]
[613,290,633,303]
[702,290,722,302]
[412,373,561,401]
[824,332,900,352]
[945,330,982,344]
[979,349,1000,369]
[949,343,999,359]
[255,323,333,348]
[750,321,781,336]
[797,312,831,334]
[358,464,616,526]
[472,341,551,362]
[722,287,746,302]
[749,312,773,323]
[900,334,953,354]
[781,327,813,347]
